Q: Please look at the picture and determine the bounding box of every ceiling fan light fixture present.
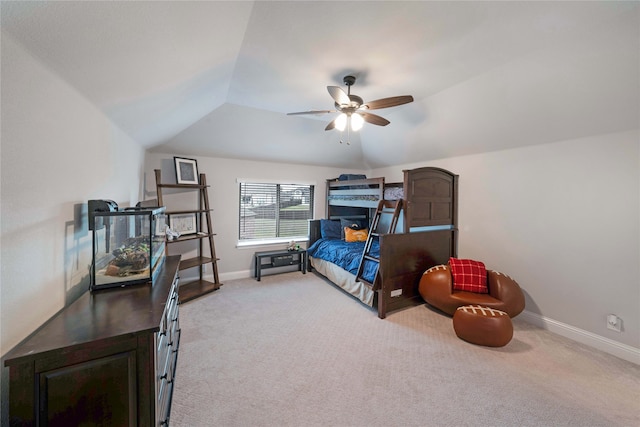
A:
[288,74,414,133]
[335,113,347,131]
[351,113,364,131]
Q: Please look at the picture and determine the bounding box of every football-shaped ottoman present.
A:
[453,305,513,347]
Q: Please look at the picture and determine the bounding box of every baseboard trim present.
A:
[519,310,640,365]
[220,268,303,282]
[188,269,309,284]
[220,270,252,281]
[178,270,250,285]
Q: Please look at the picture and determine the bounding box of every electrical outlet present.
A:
[607,314,622,332]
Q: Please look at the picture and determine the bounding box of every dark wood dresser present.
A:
[4,255,181,426]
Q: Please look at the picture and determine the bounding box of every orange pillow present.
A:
[344,227,368,242]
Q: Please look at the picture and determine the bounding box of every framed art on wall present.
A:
[169,213,197,235]
[174,157,199,184]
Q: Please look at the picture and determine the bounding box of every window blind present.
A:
[239,182,314,242]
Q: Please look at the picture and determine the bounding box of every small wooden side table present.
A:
[254,249,307,281]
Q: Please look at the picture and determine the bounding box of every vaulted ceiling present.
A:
[2,1,638,169]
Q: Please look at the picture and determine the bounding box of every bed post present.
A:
[307,220,322,270]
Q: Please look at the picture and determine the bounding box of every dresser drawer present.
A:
[156,272,180,425]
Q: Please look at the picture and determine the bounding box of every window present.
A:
[239,182,314,243]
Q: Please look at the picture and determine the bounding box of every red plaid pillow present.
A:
[449,258,488,293]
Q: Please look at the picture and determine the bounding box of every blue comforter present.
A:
[307,238,379,283]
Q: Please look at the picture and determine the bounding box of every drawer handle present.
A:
[160,373,168,380]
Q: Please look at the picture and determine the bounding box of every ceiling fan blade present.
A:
[359,112,390,126]
[328,86,350,105]
[362,95,414,110]
[287,110,335,116]
[325,118,337,131]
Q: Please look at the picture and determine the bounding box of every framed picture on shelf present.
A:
[169,213,197,235]
[174,157,199,184]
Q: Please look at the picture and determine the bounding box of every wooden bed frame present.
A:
[308,167,459,319]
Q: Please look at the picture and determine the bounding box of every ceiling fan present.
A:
[287,75,414,133]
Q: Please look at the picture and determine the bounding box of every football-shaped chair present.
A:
[419,265,525,318]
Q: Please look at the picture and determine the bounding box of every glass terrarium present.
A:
[89,200,167,290]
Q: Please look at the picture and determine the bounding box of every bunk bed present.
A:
[307,167,459,319]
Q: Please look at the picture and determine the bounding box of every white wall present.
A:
[143,152,366,280]
[372,130,640,358]
[0,33,145,360]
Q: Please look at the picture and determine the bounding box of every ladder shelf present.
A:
[155,169,222,303]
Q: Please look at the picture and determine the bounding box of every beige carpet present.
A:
[170,272,640,427]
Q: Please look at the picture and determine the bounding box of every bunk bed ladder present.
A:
[355,199,402,287]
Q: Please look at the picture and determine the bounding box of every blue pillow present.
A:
[320,219,342,240]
